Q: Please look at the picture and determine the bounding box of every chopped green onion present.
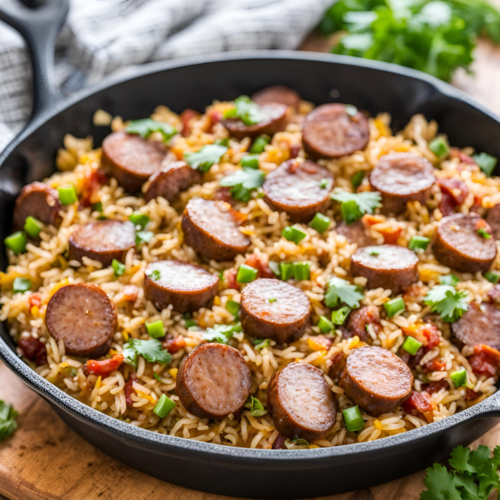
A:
[282,226,307,244]
[319,178,329,189]
[384,297,405,318]
[92,201,103,212]
[345,105,358,117]
[185,319,197,329]
[136,231,154,245]
[226,300,240,316]
[429,137,449,157]
[24,216,43,239]
[477,227,492,239]
[408,235,430,253]
[146,320,165,339]
[57,184,78,205]
[4,231,27,255]
[111,259,126,276]
[129,213,150,230]
[236,264,258,284]
[331,306,350,325]
[293,262,310,281]
[343,406,365,432]
[253,338,271,350]
[215,138,229,147]
[241,155,259,169]
[484,271,500,284]
[351,171,364,190]
[153,394,176,418]
[153,373,163,383]
[341,199,362,225]
[280,262,294,281]
[369,250,379,256]
[268,298,277,303]
[268,261,281,277]
[318,315,333,333]
[250,135,270,154]
[472,152,497,177]
[440,274,459,287]
[450,368,467,388]
[309,213,330,233]
[13,277,31,294]
[402,336,422,356]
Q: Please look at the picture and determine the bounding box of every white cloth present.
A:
[0,0,331,151]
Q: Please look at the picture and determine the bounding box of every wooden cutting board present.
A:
[1,24,500,500]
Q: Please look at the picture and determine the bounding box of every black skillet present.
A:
[1,1,500,498]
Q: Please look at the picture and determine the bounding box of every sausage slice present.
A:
[252,86,301,111]
[175,343,252,419]
[350,245,419,294]
[262,159,334,222]
[144,161,201,203]
[222,102,288,140]
[182,197,250,261]
[432,213,497,273]
[335,221,376,248]
[302,104,370,159]
[369,153,435,214]
[340,345,413,416]
[239,279,311,344]
[452,302,500,350]
[101,131,167,193]
[144,260,218,313]
[13,182,62,231]
[268,362,336,442]
[68,220,136,267]
[46,283,117,358]
[486,204,500,239]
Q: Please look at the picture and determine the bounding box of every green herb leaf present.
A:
[424,285,470,323]
[473,152,498,177]
[136,231,154,246]
[244,396,268,417]
[325,277,364,309]
[0,400,17,442]
[111,259,126,277]
[122,339,172,368]
[223,96,264,126]
[126,119,177,142]
[184,144,228,172]
[219,167,265,202]
[202,323,242,344]
[478,227,492,239]
[253,338,271,350]
[331,190,381,224]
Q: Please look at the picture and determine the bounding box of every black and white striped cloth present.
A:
[0,0,332,151]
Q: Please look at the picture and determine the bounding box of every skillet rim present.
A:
[1,49,500,462]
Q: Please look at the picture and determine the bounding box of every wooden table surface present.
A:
[1,25,500,500]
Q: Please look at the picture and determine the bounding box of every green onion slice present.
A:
[146,320,165,339]
[384,297,405,318]
[153,393,176,418]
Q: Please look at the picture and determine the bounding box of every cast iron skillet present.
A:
[2,1,500,498]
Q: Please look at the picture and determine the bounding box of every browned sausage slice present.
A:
[101,131,167,193]
[486,204,500,239]
[350,245,418,294]
[252,86,301,111]
[268,362,336,442]
[452,302,500,350]
[432,213,496,273]
[68,220,136,267]
[144,260,219,313]
[222,103,288,140]
[182,197,250,261]
[13,182,62,231]
[144,161,201,203]
[335,221,376,248]
[46,283,117,358]
[369,153,435,214]
[239,279,311,344]
[262,159,334,222]
[302,104,370,159]
[340,345,413,416]
[175,343,252,419]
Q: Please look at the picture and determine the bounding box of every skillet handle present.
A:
[0,0,69,123]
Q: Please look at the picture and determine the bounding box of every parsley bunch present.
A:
[421,445,500,499]
[325,276,364,308]
[424,284,469,322]
[320,0,500,82]
[219,168,265,202]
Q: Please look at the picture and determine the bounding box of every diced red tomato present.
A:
[362,214,384,226]
[466,389,481,401]
[469,344,500,377]
[403,391,435,422]
[18,336,47,366]
[224,268,239,290]
[29,293,42,309]
[422,324,441,351]
[163,336,186,354]
[471,194,483,212]
[244,253,275,279]
[422,379,449,395]
[423,359,446,373]
[124,373,137,406]
[180,109,200,137]
[123,284,139,303]
[379,226,402,245]
[208,110,223,133]
[80,169,107,208]
[83,353,124,377]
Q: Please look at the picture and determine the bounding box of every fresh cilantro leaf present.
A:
[325,277,364,309]
[244,396,267,417]
[421,462,462,500]
[0,400,17,442]
[122,339,172,368]
[184,144,228,172]
[203,323,242,344]
[424,285,469,323]
[126,119,177,142]
[331,189,381,224]
[223,96,264,126]
[136,230,154,246]
[219,167,265,202]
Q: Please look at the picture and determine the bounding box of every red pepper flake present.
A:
[83,353,124,377]
[180,109,200,137]
[123,284,139,303]
[18,336,47,366]
[272,433,287,450]
[422,379,449,395]
[423,359,446,373]
[163,336,186,354]
[124,373,137,407]
[80,169,107,208]
[29,293,42,309]
[469,344,500,377]
[402,391,435,422]
[244,253,275,280]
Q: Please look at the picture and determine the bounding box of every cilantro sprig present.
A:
[184,144,228,172]
[0,400,18,442]
[325,277,364,309]
[421,445,500,500]
[223,96,264,126]
[424,284,469,323]
[203,323,242,344]
[126,119,177,142]
[122,339,172,367]
[331,189,381,224]
[219,167,265,202]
